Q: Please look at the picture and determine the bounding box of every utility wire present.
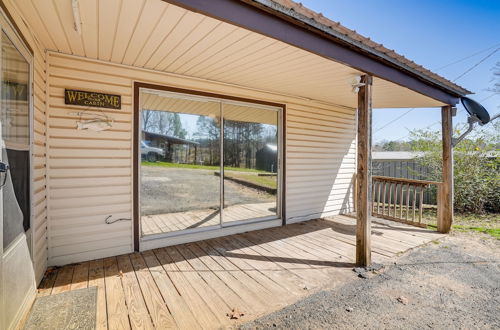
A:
[374,47,499,134]
[453,47,499,82]
[373,108,415,132]
[434,42,500,71]
[382,93,497,142]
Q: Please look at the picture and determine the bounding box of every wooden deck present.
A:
[37,215,444,329]
[141,202,276,235]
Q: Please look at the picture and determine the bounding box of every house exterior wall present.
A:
[45,51,356,266]
[2,0,48,285]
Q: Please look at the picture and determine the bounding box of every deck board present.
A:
[39,216,444,329]
[88,259,107,330]
[141,202,276,236]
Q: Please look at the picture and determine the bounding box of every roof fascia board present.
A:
[163,0,460,105]
[250,0,469,96]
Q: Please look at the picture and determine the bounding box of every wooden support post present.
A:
[438,105,453,233]
[356,74,373,267]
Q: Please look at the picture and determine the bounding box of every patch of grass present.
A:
[225,172,277,190]
[426,212,499,239]
[142,161,271,174]
[452,225,500,239]
[452,213,499,239]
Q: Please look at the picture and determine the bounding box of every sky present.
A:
[299,0,500,143]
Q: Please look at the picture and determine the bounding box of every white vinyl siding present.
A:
[286,104,356,222]
[32,45,47,284]
[46,52,355,266]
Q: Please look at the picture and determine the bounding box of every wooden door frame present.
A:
[133,82,286,251]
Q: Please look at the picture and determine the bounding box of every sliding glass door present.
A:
[139,88,281,238]
[140,91,221,236]
[222,102,279,225]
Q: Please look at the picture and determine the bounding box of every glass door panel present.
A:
[1,30,30,249]
[140,90,221,236]
[222,102,279,224]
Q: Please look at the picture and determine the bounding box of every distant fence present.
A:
[372,159,437,205]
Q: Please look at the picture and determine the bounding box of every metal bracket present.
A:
[451,115,480,147]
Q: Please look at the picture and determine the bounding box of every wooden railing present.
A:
[372,176,442,228]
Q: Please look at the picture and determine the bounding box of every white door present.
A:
[0,10,36,329]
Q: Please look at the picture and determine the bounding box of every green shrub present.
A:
[408,121,499,214]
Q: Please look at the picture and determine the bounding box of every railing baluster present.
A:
[370,176,440,228]
[393,183,398,218]
[387,183,393,217]
[419,186,424,224]
[372,181,376,213]
[406,183,410,221]
[412,186,417,222]
[377,180,381,215]
[399,183,404,219]
[382,182,387,216]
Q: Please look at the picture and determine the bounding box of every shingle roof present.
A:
[248,0,472,96]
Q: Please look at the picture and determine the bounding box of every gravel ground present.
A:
[241,233,500,330]
[140,166,274,215]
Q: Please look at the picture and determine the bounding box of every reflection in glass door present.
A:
[139,89,281,238]
[222,102,279,225]
[140,90,221,236]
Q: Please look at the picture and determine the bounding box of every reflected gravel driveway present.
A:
[140,166,274,215]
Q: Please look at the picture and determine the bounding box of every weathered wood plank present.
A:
[128,252,177,329]
[103,257,130,330]
[177,242,256,314]
[164,246,231,324]
[116,255,155,330]
[356,74,373,267]
[88,259,108,330]
[70,262,89,290]
[37,268,59,297]
[439,105,453,233]
[141,250,200,329]
[155,247,221,328]
[51,265,75,294]
[38,214,443,329]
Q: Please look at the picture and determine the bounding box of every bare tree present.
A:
[492,61,500,95]
[142,110,155,131]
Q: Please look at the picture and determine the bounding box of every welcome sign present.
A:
[65,89,121,109]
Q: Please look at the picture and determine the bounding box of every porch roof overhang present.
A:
[11,0,470,108]
[166,0,470,105]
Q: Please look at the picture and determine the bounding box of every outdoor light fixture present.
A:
[452,97,499,146]
[351,75,365,93]
[72,0,82,35]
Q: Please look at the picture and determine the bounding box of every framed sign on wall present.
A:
[65,89,121,109]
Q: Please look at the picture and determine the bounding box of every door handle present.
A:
[0,161,9,188]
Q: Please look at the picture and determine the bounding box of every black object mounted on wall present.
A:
[452,97,498,146]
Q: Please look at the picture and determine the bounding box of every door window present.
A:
[1,31,31,249]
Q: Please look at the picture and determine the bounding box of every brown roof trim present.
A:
[164,0,468,105]
[248,0,471,96]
